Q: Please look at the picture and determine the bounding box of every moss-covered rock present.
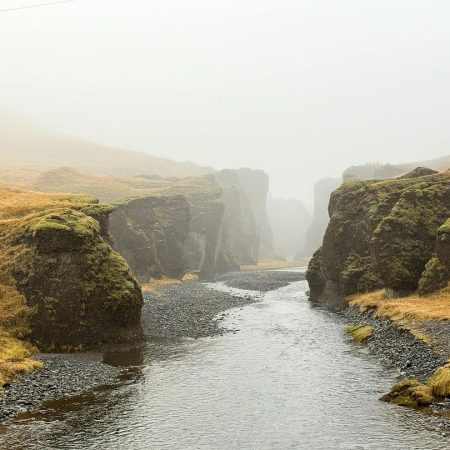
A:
[371,181,450,294]
[0,193,143,352]
[418,256,450,295]
[305,248,325,301]
[306,169,450,304]
[344,323,373,342]
[381,379,434,407]
[9,206,143,350]
[341,253,381,295]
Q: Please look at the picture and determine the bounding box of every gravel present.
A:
[344,307,447,381]
[0,354,119,424]
[141,270,304,339]
[217,270,304,292]
[141,281,260,339]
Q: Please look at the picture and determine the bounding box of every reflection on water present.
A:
[1,279,449,449]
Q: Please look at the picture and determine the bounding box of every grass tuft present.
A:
[345,323,373,342]
[381,378,434,408]
[427,362,450,397]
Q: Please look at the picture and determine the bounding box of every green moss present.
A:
[438,218,450,234]
[30,209,100,238]
[345,323,373,342]
[418,256,450,295]
[381,378,434,408]
[341,253,381,295]
[371,180,449,292]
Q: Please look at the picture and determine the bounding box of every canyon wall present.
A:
[306,168,450,309]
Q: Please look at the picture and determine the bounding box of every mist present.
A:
[2,0,450,204]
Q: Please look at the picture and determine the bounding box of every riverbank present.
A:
[340,288,450,422]
[0,354,120,423]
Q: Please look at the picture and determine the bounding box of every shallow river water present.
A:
[1,275,450,449]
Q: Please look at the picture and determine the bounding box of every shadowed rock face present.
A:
[183,193,228,280]
[11,206,143,350]
[215,168,274,266]
[306,169,450,307]
[109,196,191,282]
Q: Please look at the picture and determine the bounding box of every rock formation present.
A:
[28,167,274,281]
[0,188,143,351]
[215,168,274,265]
[306,169,450,308]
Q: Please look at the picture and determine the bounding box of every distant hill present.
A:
[0,114,213,179]
[32,167,220,203]
[343,155,450,180]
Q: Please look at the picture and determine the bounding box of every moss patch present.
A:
[381,379,434,407]
[345,323,373,342]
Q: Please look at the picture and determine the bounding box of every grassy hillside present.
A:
[31,167,221,203]
[343,156,450,180]
[0,114,213,179]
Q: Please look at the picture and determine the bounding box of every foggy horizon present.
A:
[2,0,450,202]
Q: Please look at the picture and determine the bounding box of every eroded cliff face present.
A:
[0,189,143,351]
[306,169,450,308]
[215,168,273,265]
[29,167,274,282]
[109,195,191,282]
[183,190,229,280]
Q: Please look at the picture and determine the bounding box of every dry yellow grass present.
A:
[0,333,42,387]
[348,287,450,322]
[141,272,199,293]
[428,361,450,397]
[241,259,307,271]
[0,184,94,221]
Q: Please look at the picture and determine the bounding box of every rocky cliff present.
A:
[215,169,273,265]
[0,187,143,353]
[109,195,191,282]
[306,168,450,308]
[29,167,273,281]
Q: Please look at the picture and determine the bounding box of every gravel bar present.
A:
[0,354,120,424]
[217,269,305,292]
[141,281,260,339]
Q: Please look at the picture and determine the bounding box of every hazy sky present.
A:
[1,0,450,204]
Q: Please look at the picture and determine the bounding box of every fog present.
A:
[1,0,450,204]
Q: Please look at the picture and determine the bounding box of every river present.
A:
[1,273,449,449]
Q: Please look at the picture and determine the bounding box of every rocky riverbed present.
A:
[0,354,120,424]
[141,270,305,339]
